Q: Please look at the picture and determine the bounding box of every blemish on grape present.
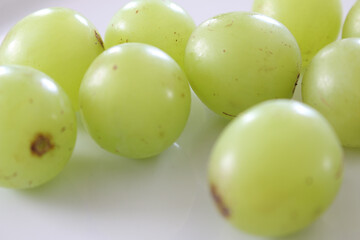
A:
[210,184,231,218]
[292,73,300,94]
[30,134,55,157]
[94,30,104,49]
[223,112,236,118]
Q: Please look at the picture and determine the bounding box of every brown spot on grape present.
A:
[60,110,64,115]
[12,172,17,177]
[136,10,139,14]
[30,134,55,157]
[61,127,66,133]
[28,180,33,186]
[29,98,34,104]
[222,112,236,118]
[159,131,165,138]
[174,32,177,34]
[223,49,226,53]
[225,20,234,27]
[180,93,185,98]
[292,74,300,94]
[210,184,231,218]
[113,65,118,70]
[94,30,104,49]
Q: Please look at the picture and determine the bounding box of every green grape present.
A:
[0,65,77,189]
[343,0,360,38]
[184,12,301,119]
[302,38,360,148]
[104,0,195,69]
[79,43,191,159]
[209,100,343,237]
[253,0,342,66]
[0,8,104,109]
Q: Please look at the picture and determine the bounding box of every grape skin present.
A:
[0,7,104,109]
[0,65,77,189]
[209,100,343,237]
[105,0,196,69]
[302,38,360,148]
[343,0,360,38]
[79,43,191,159]
[184,12,301,119]
[253,0,342,66]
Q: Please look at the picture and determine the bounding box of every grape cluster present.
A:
[0,0,358,238]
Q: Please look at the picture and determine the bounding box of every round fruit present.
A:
[79,43,191,159]
[253,0,342,66]
[209,100,343,237]
[185,12,301,119]
[0,7,104,109]
[343,0,360,38]
[302,38,360,148]
[105,0,195,69]
[0,65,77,189]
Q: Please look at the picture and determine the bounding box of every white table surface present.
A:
[0,0,359,239]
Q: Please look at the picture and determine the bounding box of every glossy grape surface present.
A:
[185,12,301,119]
[302,38,360,148]
[0,8,104,109]
[0,65,77,189]
[209,100,343,237]
[253,0,342,66]
[105,0,195,69]
[343,0,360,38]
[79,43,191,159]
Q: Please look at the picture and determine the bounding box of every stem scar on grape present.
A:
[94,30,104,49]
[223,112,236,118]
[30,133,55,157]
[210,184,231,218]
[292,73,300,94]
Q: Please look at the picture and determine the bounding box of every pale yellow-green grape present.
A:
[104,0,195,69]
[302,38,360,148]
[343,0,360,38]
[253,0,342,66]
[209,100,343,237]
[185,12,301,119]
[0,65,77,189]
[79,43,191,159]
[0,8,104,109]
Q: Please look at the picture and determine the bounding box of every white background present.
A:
[0,0,359,239]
